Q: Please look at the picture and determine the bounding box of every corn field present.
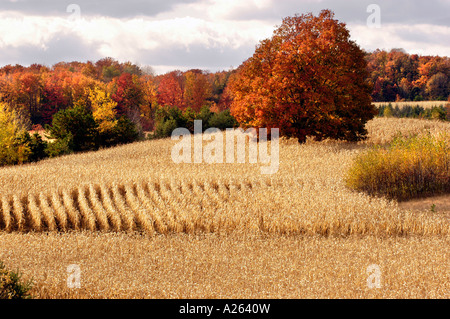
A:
[0,117,449,298]
[0,176,448,237]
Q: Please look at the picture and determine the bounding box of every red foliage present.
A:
[110,73,144,117]
[156,71,184,108]
[230,10,376,143]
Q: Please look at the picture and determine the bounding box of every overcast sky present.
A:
[0,0,449,74]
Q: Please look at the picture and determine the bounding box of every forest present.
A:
[0,49,449,132]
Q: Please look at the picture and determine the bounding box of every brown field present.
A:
[0,117,449,298]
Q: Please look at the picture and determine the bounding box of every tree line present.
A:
[367,49,450,102]
[0,49,448,133]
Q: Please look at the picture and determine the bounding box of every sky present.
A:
[0,0,449,75]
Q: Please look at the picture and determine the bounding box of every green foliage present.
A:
[154,105,239,138]
[157,119,179,138]
[102,65,121,82]
[0,261,34,299]
[45,135,74,158]
[376,104,448,121]
[154,106,188,137]
[46,105,99,152]
[27,132,49,162]
[382,103,394,117]
[430,107,447,120]
[111,116,140,145]
[208,109,239,130]
[345,133,450,201]
[1,102,140,166]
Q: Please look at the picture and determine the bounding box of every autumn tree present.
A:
[140,75,158,130]
[88,86,118,136]
[0,102,30,165]
[230,10,376,143]
[88,85,139,146]
[109,73,144,134]
[40,70,70,124]
[426,72,449,100]
[157,71,184,108]
[183,69,211,112]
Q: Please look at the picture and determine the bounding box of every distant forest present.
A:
[0,48,449,131]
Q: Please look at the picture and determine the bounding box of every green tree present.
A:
[208,109,239,130]
[46,105,99,152]
[112,116,140,145]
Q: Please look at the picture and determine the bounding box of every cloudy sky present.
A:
[0,0,449,74]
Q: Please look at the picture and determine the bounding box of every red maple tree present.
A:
[230,10,376,142]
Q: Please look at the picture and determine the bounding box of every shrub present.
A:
[27,132,49,162]
[154,106,186,138]
[345,133,450,201]
[111,116,140,145]
[382,103,394,117]
[45,135,74,158]
[208,109,239,130]
[156,119,179,138]
[430,106,447,121]
[376,104,448,121]
[196,106,214,131]
[0,261,33,299]
[46,105,99,152]
[154,105,239,138]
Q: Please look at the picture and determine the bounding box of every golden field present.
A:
[0,117,449,298]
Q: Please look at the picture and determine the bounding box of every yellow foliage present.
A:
[88,86,118,134]
[0,102,30,166]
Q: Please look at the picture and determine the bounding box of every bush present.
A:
[345,133,450,201]
[111,116,140,145]
[154,105,239,138]
[0,261,33,299]
[208,109,239,130]
[157,119,179,138]
[45,135,74,158]
[46,105,99,152]
[376,104,448,121]
[27,132,49,162]
[154,106,187,138]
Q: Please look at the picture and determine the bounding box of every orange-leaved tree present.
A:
[229,10,376,143]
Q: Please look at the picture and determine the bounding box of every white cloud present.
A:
[0,1,449,70]
[349,23,450,56]
[0,11,275,70]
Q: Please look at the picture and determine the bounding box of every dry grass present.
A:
[0,117,449,298]
[363,117,450,145]
[0,232,448,299]
[347,132,450,201]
